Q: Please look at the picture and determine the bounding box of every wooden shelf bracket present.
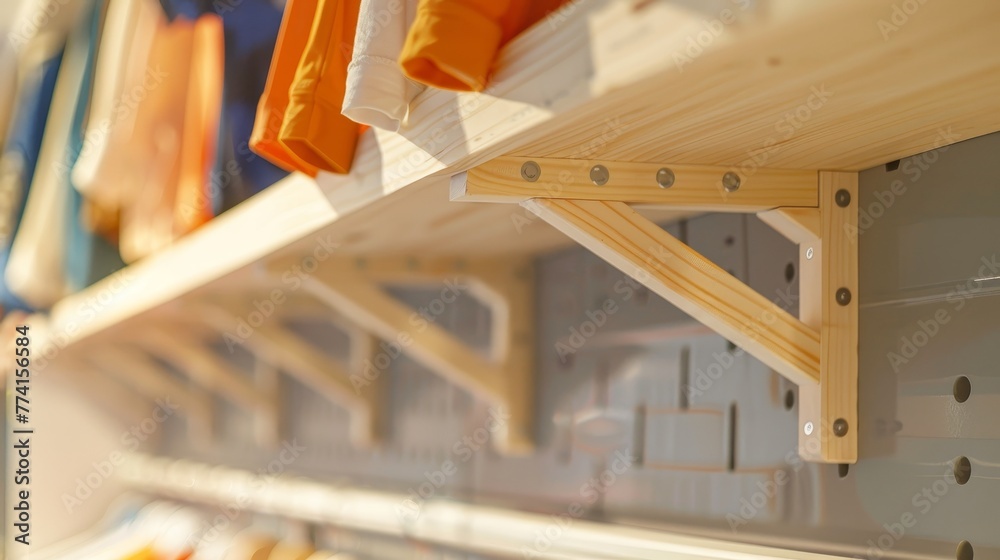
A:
[455,159,856,463]
[190,300,384,447]
[267,256,536,455]
[130,325,279,447]
[86,346,214,445]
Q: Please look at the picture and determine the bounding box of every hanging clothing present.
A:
[116,15,195,262]
[399,0,568,92]
[249,0,321,176]
[5,0,97,308]
[172,13,224,236]
[72,0,162,238]
[278,0,363,174]
[158,0,290,215]
[0,52,63,312]
[32,501,201,560]
[342,0,425,131]
[64,0,127,292]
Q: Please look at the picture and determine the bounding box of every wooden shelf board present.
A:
[38,0,1000,356]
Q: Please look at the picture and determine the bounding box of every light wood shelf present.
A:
[35,0,1000,363]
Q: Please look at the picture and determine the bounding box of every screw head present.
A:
[954,456,972,485]
[953,375,972,403]
[956,541,974,560]
[656,168,675,188]
[722,172,741,192]
[833,418,849,437]
[520,161,541,182]
[804,422,814,435]
[836,287,852,306]
[835,189,851,207]
[806,247,814,260]
[590,165,609,186]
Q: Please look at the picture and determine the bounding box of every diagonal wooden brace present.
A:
[456,156,856,463]
[191,300,383,447]
[88,346,213,444]
[132,325,278,447]
[523,198,821,386]
[267,256,535,455]
[71,361,160,426]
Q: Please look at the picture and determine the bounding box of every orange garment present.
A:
[399,0,568,91]
[249,0,319,176]
[118,16,194,262]
[278,0,363,174]
[173,13,224,235]
[82,200,120,243]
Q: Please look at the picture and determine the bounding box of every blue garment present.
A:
[65,0,124,292]
[0,51,64,312]
[159,0,289,215]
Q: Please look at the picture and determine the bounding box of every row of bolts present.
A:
[519,160,744,192]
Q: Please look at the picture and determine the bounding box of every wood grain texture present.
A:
[819,172,859,463]
[790,223,824,462]
[512,0,1000,170]
[36,0,1000,363]
[523,198,821,386]
[757,208,822,244]
[455,157,818,210]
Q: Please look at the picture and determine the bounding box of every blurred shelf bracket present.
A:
[190,300,385,448]
[130,325,279,448]
[265,256,537,455]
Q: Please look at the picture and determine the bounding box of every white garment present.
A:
[342,0,425,132]
[7,0,89,64]
[4,3,93,308]
[72,0,160,208]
